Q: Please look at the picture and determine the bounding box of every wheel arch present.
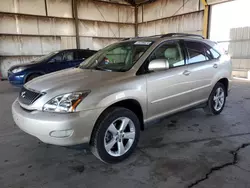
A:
[24,71,45,83]
[90,98,145,144]
[108,99,144,131]
[217,78,229,96]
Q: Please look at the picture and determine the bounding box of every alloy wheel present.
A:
[213,87,225,111]
[104,117,136,157]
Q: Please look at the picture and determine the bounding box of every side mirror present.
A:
[148,59,169,72]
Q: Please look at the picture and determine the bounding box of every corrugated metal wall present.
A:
[0,0,135,78]
[138,11,204,36]
[137,0,233,38]
[209,0,250,78]
[1,0,237,79]
[137,0,204,37]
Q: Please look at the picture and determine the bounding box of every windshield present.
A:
[79,41,153,72]
[34,51,59,62]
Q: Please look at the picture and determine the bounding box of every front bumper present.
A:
[12,100,104,146]
[8,72,25,86]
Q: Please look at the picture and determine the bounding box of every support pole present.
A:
[201,0,210,39]
[135,5,138,37]
[72,0,80,49]
[44,0,48,16]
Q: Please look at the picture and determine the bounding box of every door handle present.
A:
[183,70,191,76]
[213,64,218,68]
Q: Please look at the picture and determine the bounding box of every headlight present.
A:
[43,91,90,113]
[12,67,26,73]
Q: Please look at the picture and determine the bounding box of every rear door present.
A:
[77,50,96,66]
[183,40,220,103]
[61,50,79,68]
[46,52,64,73]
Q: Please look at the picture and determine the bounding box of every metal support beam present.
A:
[72,0,80,49]
[201,0,210,39]
[44,0,48,16]
[142,5,144,22]
[0,11,134,25]
[135,5,138,37]
[93,0,132,7]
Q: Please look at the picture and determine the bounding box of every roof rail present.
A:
[121,33,204,41]
[161,33,204,39]
[122,35,162,41]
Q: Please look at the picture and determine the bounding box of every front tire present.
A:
[204,82,226,115]
[90,107,140,163]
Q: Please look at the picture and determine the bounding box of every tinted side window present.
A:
[210,47,221,59]
[50,53,63,62]
[49,51,76,63]
[185,41,212,64]
[78,50,96,60]
[149,41,185,68]
[62,51,74,61]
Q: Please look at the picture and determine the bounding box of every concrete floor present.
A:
[1,80,250,188]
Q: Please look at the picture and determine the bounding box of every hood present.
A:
[25,68,127,93]
[9,60,42,71]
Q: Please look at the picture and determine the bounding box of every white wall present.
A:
[138,11,203,36]
[209,0,250,78]
[0,0,135,78]
[1,0,234,78]
[137,0,203,37]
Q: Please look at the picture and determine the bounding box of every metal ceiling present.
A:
[125,0,157,5]
[97,0,157,6]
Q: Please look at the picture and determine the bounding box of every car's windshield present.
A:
[79,41,153,72]
[34,51,59,62]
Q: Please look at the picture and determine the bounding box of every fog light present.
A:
[49,129,74,138]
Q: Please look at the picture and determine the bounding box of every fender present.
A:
[24,71,45,83]
[95,89,147,120]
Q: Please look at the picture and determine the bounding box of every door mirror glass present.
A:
[148,59,169,71]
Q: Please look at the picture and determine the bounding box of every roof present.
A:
[58,49,97,52]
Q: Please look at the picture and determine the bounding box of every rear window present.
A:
[185,41,213,64]
[210,47,220,59]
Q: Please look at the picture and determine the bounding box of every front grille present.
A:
[18,87,43,105]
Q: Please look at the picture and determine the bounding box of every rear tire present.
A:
[90,107,140,163]
[204,82,226,115]
[25,74,41,83]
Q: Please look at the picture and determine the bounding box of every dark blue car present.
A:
[8,49,97,87]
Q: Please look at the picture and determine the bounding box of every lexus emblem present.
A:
[21,91,26,98]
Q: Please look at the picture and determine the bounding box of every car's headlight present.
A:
[43,91,90,113]
[12,67,26,73]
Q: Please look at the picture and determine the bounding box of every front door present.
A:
[146,40,194,121]
[46,51,78,73]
